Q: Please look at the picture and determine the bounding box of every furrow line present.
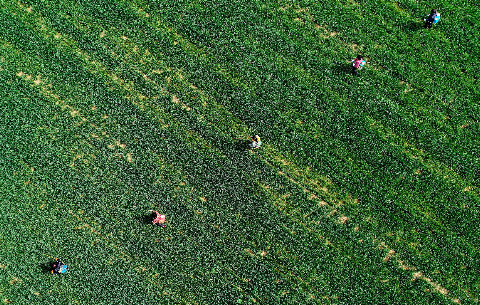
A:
[253,149,468,304]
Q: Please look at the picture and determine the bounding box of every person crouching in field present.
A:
[51,258,68,274]
[249,135,262,149]
[351,55,365,76]
[149,210,166,227]
[424,9,440,28]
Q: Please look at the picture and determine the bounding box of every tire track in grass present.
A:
[367,117,479,199]
[165,162,337,302]
[101,36,251,139]
[365,117,479,302]
[15,0,365,161]
[0,23,134,166]
[254,182,352,303]
[1,5,160,166]
[8,0,209,143]
[125,0,250,91]
[28,0,254,140]
[5,3,142,101]
[252,148,471,304]
[12,68,133,168]
[24,3,254,144]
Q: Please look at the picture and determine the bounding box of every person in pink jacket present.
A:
[351,55,366,76]
[149,210,166,227]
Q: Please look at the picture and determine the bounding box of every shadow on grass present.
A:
[233,139,252,152]
[142,212,154,225]
[39,262,52,274]
[333,62,352,75]
[400,20,423,32]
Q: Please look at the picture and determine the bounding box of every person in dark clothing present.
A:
[249,135,262,149]
[424,9,440,28]
[51,258,68,274]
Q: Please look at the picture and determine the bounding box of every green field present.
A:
[1,0,479,304]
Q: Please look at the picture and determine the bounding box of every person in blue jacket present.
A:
[51,258,68,274]
[424,9,440,28]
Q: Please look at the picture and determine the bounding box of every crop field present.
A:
[0,0,479,304]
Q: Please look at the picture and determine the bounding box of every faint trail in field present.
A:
[38,2,254,142]
[8,1,204,148]
[2,4,149,166]
[273,1,340,39]
[81,0,255,138]
[169,181,329,304]
[252,148,469,304]
[106,39,250,139]
[7,3,148,103]
[14,67,132,166]
[367,117,479,200]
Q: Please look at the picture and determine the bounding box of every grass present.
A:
[0,0,479,304]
